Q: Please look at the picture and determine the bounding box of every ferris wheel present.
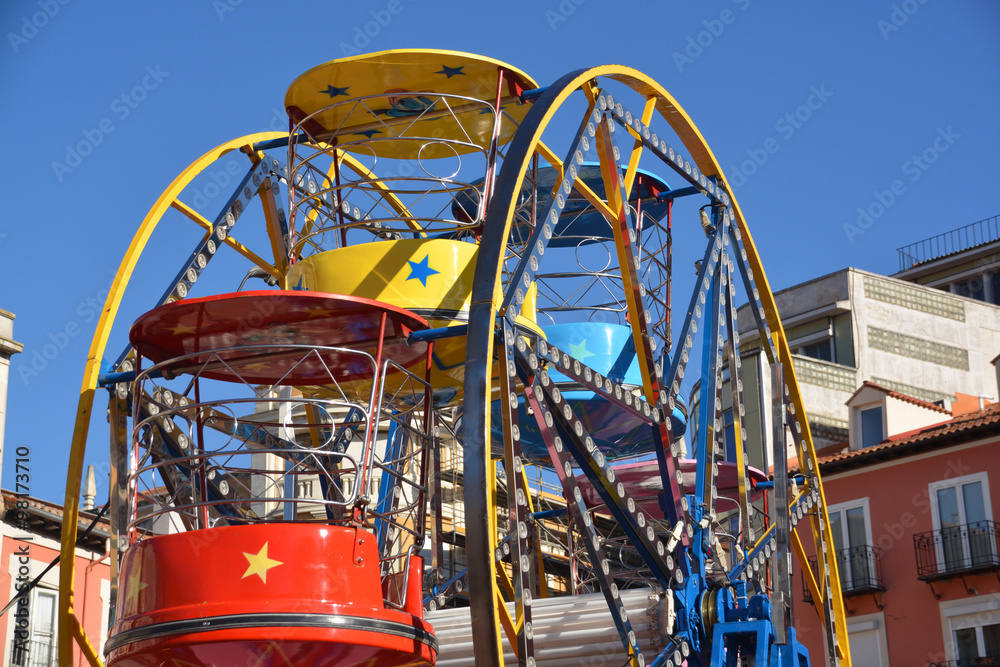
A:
[56,49,851,667]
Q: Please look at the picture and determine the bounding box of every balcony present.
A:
[9,638,57,667]
[928,657,1000,667]
[914,521,1000,580]
[802,545,885,603]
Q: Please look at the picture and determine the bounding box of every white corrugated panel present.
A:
[426,587,668,667]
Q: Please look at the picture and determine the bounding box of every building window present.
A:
[788,317,838,364]
[11,587,57,666]
[930,472,995,573]
[827,499,876,592]
[860,406,884,448]
[954,623,1000,665]
[948,608,1000,666]
[940,597,1000,665]
[954,277,986,302]
[847,614,890,667]
[799,339,834,362]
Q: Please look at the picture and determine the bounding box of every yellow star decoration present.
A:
[242,542,283,584]
[167,323,198,335]
[125,562,148,610]
[304,306,330,319]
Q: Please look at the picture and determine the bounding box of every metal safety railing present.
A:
[125,343,435,612]
[928,656,1000,667]
[914,520,1000,579]
[9,638,58,667]
[803,545,884,602]
[897,214,1000,271]
[286,90,523,256]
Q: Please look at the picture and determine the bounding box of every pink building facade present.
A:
[793,401,1000,666]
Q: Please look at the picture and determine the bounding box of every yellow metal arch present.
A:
[58,130,432,665]
[57,131,288,667]
[477,64,850,664]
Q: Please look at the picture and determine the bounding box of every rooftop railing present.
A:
[897,215,1000,271]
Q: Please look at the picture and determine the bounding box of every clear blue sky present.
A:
[1,1,998,502]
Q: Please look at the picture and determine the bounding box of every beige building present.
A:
[735,266,1000,450]
[0,310,23,484]
[685,215,1000,472]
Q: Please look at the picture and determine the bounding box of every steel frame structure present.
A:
[54,52,850,667]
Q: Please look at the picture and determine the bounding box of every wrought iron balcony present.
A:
[802,545,884,603]
[928,655,1000,667]
[914,521,1000,580]
[9,638,58,667]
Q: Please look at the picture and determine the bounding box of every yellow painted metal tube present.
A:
[476,64,849,665]
[69,613,104,667]
[57,132,286,666]
[609,68,851,663]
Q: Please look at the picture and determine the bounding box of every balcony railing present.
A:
[897,214,1000,271]
[929,656,1000,667]
[9,638,57,667]
[802,545,884,603]
[915,521,1000,580]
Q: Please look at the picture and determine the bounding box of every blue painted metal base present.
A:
[711,620,810,667]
